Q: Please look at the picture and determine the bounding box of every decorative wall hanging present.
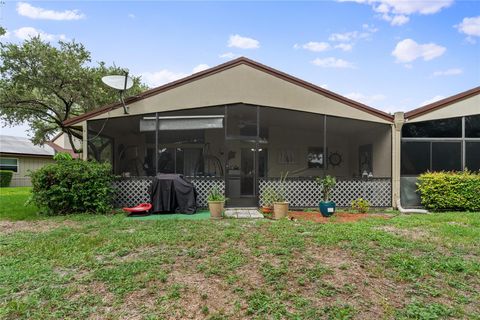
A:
[329,152,343,167]
[307,147,325,168]
[359,144,373,176]
[278,148,297,164]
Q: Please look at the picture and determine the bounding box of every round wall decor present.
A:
[329,152,343,167]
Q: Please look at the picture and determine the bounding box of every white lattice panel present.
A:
[113,178,152,208]
[113,177,225,208]
[259,178,391,208]
[190,178,225,207]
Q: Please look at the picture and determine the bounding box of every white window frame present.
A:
[0,157,19,173]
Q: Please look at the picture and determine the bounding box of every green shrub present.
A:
[0,170,13,187]
[53,152,73,161]
[351,198,370,213]
[417,171,480,212]
[29,159,114,215]
[207,186,226,202]
[316,175,336,202]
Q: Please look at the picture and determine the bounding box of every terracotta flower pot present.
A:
[261,206,273,214]
[208,201,224,219]
[273,202,289,220]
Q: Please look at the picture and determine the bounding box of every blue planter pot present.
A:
[319,201,336,217]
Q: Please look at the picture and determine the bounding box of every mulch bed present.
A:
[287,211,390,223]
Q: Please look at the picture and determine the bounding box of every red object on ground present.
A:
[122,203,152,213]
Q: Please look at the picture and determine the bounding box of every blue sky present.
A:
[1,0,479,138]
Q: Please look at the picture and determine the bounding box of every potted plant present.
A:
[316,175,336,217]
[207,186,226,219]
[273,172,289,220]
[260,186,276,214]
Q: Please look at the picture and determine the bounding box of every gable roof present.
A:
[64,57,393,126]
[0,135,54,157]
[405,86,480,120]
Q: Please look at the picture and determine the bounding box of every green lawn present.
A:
[0,188,479,319]
[0,187,40,220]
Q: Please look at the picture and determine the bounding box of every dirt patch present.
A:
[0,220,79,235]
[285,247,408,318]
[288,211,390,223]
[376,225,437,241]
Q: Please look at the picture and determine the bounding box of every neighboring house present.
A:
[47,132,82,159]
[0,135,55,187]
[62,57,479,208]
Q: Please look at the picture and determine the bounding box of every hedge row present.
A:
[417,171,480,212]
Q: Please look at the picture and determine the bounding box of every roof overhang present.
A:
[64,57,394,126]
[405,86,480,121]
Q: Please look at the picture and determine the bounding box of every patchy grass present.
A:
[0,193,479,319]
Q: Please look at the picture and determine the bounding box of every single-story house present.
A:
[0,134,80,187]
[0,135,56,187]
[63,57,480,208]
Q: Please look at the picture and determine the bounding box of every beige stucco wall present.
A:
[0,154,54,187]
[407,94,480,122]
[87,64,391,124]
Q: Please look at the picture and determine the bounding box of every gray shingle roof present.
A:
[0,135,54,156]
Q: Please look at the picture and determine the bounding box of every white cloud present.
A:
[140,70,188,87]
[455,16,480,39]
[140,64,211,87]
[340,0,453,26]
[328,25,376,43]
[345,92,386,105]
[432,68,463,77]
[390,14,410,26]
[219,52,238,59]
[14,27,67,42]
[329,31,360,42]
[392,39,446,63]
[128,13,136,19]
[299,41,331,52]
[312,57,355,68]
[192,64,209,73]
[421,95,445,106]
[227,34,259,49]
[334,43,353,51]
[17,2,85,20]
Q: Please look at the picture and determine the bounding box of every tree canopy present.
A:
[0,37,146,152]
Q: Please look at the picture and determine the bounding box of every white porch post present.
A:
[392,112,405,208]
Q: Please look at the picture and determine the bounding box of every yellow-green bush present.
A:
[417,171,480,212]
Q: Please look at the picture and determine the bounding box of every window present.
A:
[401,142,430,175]
[432,142,461,171]
[466,115,480,138]
[402,117,462,138]
[466,142,480,172]
[0,158,18,172]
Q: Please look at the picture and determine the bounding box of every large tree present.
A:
[0,37,146,153]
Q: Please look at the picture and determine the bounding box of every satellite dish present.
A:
[101,73,134,114]
[102,75,134,91]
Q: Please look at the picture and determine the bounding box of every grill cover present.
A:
[149,174,198,214]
